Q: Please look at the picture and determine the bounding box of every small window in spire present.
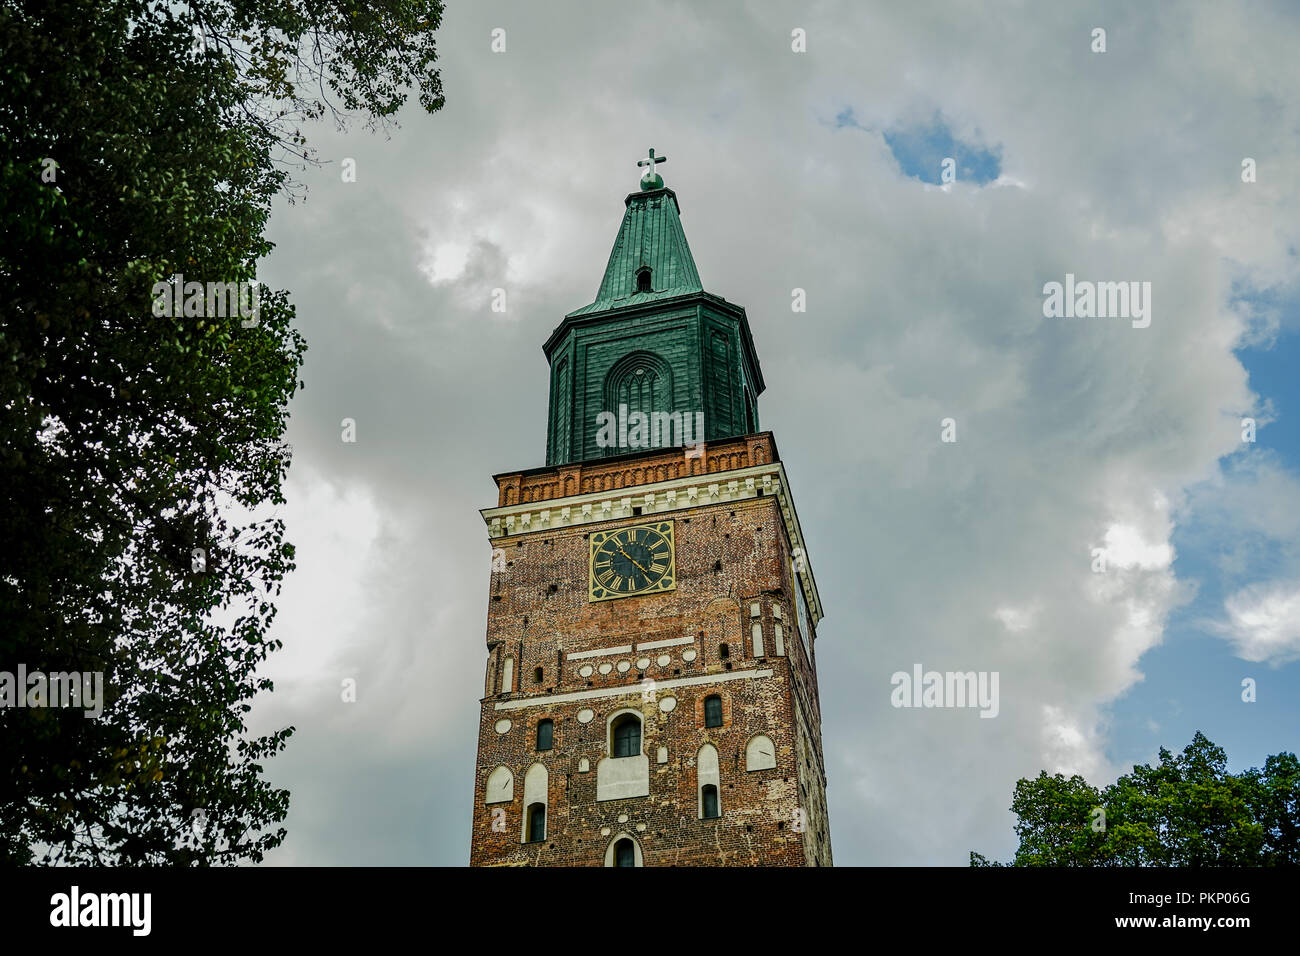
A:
[636,267,652,293]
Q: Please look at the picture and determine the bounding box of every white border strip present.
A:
[492,668,773,711]
[565,645,634,661]
[636,636,694,651]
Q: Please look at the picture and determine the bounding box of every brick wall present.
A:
[470,489,830,867]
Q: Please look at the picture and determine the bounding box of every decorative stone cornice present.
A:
[480,460,825,627]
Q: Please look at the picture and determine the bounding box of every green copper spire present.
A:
[542,151,764,467]
[568,149,702,318]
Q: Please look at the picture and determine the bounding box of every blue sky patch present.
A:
[837,108,1003,185]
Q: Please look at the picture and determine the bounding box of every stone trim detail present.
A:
[566,645,634,661]
[636,636,694,651]
[482,461,824,626]
[491,669,775,711]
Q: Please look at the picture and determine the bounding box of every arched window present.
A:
[697,743,720,819]
[615,838,636,867]
[612,713,641,757]
[533,666,544,684]
[704,695,723,728]
[526,802,546,843]
[521,762,548,844]
[701,785,720,819]
[602,352,673,456]
[551,357,571,463]
[636,267,652,293]
[485,765,514,804]
[603,833,644,866]
[536,719,553,751]
[719,643,730,659]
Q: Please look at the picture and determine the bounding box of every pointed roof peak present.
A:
[568,177,704,318]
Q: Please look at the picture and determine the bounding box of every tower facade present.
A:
[469,152,831,866]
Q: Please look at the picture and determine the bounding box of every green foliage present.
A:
[973,732,1300,866]
[0,0,444,864]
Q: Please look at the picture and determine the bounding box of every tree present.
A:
[0,0,445,864]
[971,732,1300,866]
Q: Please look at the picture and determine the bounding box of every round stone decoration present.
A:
[598,662,613,675]
[616,660,631,673]
[617,813,629,824]
[656,654,671,667]
[637,657,651,670]
[494,719,512,734]
[579,665,593,678]
[658,696,677,713]
[600,827,611,837]
[577,708,595,724]
[682,649,697,662]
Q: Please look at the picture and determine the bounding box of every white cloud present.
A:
[1103,523,1175,571]
[994,604,1037,633]
[242,0,1300,865]
[1040,705,1105,780]
[1215,582,1300,666]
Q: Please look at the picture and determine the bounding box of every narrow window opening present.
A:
[615,838,636,867]
[526,803,546,843]
[612,714,642,758]
[704,695,723,728]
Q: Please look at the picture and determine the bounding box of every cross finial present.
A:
[637,147,667,188]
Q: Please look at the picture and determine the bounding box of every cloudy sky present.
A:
[245,0,1300,865]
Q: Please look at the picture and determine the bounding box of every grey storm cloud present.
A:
[241,0,1300,864]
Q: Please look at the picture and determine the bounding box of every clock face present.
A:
[589,522,675,601]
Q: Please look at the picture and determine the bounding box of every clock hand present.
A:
[614,545,650,576]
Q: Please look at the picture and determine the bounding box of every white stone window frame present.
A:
[606,707,644,758]
[603,832,644,867]
[521,761,548,844]
[697,743,721,819]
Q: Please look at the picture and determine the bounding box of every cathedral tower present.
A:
[469,150,831,866]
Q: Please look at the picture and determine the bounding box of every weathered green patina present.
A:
[543,151,764,466]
